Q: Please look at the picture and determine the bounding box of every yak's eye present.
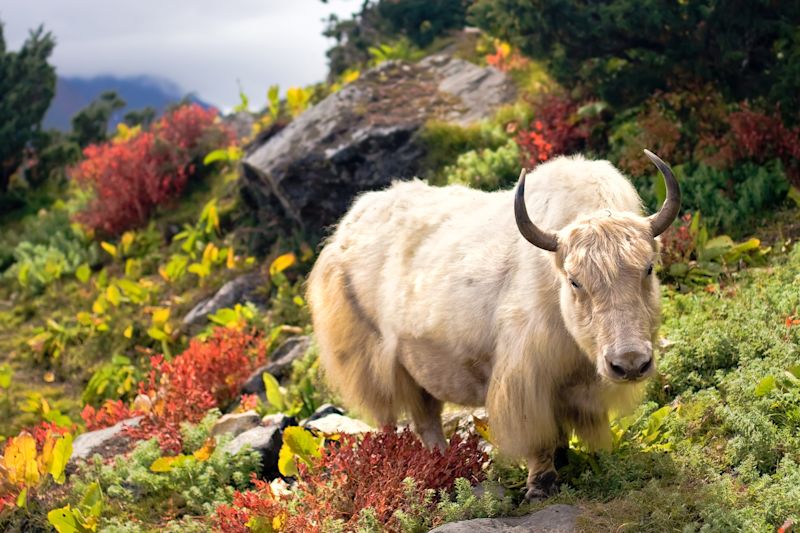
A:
[646,264,654,276]
[570,278,581,289]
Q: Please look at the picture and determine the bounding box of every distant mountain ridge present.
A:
[44,74,212,131]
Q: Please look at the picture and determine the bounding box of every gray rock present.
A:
[428,505,580,533]
[304,413,373,435]
[241,55,516,231]
[262,413,297,430]
[211,410,261,438]
[71,417,142,461]
[223,111,256,141]
[223,425,283,478]
[241,336,311,394]
[304,403,344,423]
[183,272,264,328]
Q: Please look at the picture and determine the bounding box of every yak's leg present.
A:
[525,447,558,501]
[409,388,446,450]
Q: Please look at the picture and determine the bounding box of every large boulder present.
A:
[241,55,516,231]
[428,504,580,533]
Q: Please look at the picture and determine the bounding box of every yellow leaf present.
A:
[38,431,57,476]
[226,247,236,269]
[100,242,117,258]
[473,415,493,444]
[106,285,121,307]
[192,438,215,462]
[92,296,107,315]
[4,432,40,486]
[150,455,191,472]
[151,307,170,325]
[269,252,296,276]
[43,371,55,383]
[120,231,135,254]
[202,242,219,264]
[123,325,133,339]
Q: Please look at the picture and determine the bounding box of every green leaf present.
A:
[278,426,323,477]
[79,481,103,523]
[75,264,91,283]
[150,455,192,472]
[48,504,81,533]
[262,372,285,411]
[49,433,73,484]
[754,375,776,397]
[0,364,12,389]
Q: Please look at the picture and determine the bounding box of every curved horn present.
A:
[644,149,681,237]
[515,168,559,252]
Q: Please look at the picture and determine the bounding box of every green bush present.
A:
[634,160,789,236]
[444,138,520,191]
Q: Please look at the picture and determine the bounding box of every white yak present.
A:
[306,150,680,499]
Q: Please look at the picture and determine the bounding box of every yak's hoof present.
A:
[524,470,558,502]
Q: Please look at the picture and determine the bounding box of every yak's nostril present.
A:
[608,361,627,378]
[638,358,653,375]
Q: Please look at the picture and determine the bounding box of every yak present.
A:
[306,150,680,500]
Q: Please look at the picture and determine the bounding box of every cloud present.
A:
[1,0,360,108]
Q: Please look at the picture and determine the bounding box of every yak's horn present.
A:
[515,168,559,252]
[644,149,681,237]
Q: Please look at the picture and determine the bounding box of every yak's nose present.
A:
[605,350,653,381]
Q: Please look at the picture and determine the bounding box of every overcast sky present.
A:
[1,0,361,110]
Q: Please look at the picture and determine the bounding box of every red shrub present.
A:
[81,399,136,431]
[215,429,488,532]
[659,213,695,270]
[516,95,592,169]
[129,328,267,452]
[72,104,234,236]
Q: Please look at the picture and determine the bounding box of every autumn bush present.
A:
[81,328,267,453]
[215,429,488,532]
[72,104,234,236]
[515,94,593,169]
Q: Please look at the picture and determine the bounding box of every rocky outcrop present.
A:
[241,55,515,231]
[428,504,580,533]
[70,417,142,462]
[240,335,311,395]
[223,425,283,479]
[211,410,261,438]
[182,272,265,328]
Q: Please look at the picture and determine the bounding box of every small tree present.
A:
[71,90,126,147]
[0,21,56,192]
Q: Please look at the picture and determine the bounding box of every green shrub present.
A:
[444,139,520,191]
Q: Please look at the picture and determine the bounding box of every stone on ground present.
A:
[428,504,580,532]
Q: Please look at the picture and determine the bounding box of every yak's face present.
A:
[555,213,660,382]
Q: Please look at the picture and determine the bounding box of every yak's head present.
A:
[515,150,680,383]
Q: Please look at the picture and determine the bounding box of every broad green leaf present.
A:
[147,327,169,342]
[79,481,103,527]
[262,372,285,411]
[47,504,84,533]
[0,364,12,389]
[17,487,28,509]
[116,279,147,303]
[279,426,323,477]
[48,504,81,533]
[49,433,73,484]
[75,264,91,283]
[754,375,776,397]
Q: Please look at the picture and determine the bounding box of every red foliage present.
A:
[81,399,136,431]
[659,213,695,269]
[72,104,234,236]
[713,105,800,187]
[516,95,592,169]
[128,328,267,452]
[215,429,488,532]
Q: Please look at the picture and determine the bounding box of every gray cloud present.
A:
[1,0,361,109]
